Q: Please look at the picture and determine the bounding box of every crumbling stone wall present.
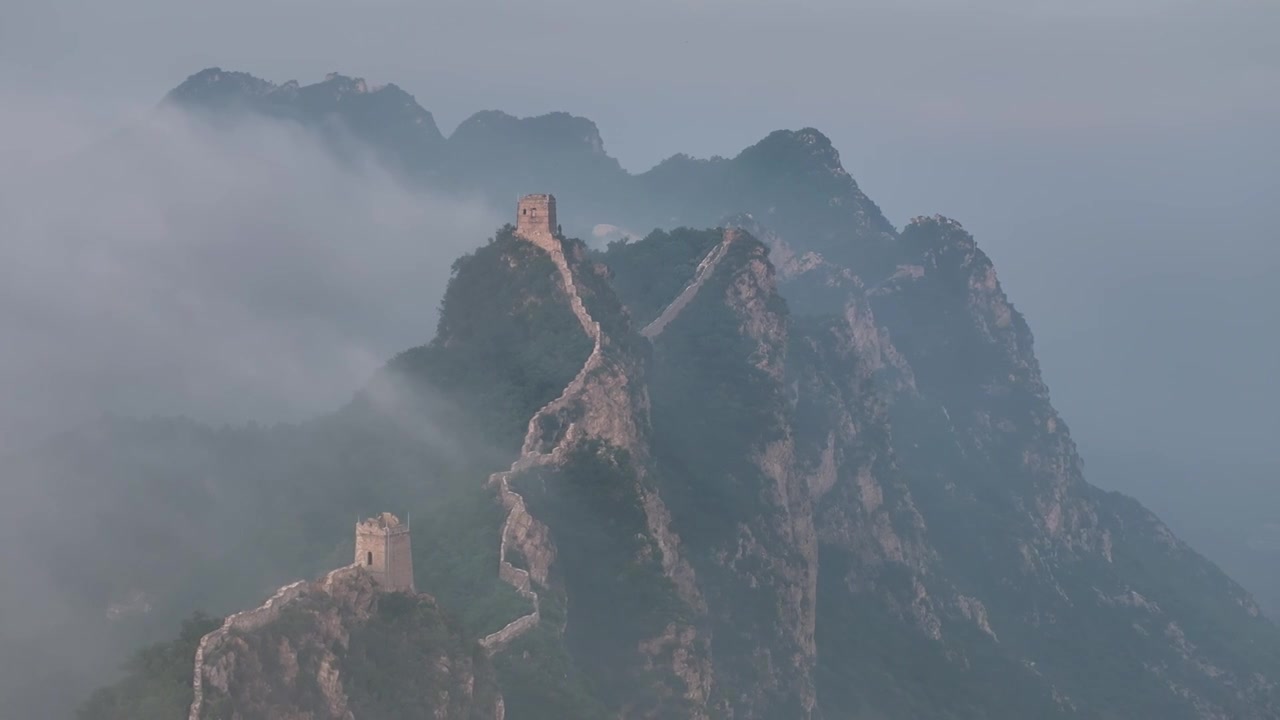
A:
[187,577,316,720]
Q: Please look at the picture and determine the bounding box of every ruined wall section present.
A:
[187,569,359,720]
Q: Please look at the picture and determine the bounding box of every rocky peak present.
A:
[290,73,443,145]
[651,151,722,170]
[736,127,847,178]
[162,68,445,165]
[321,72,368,92]
[296,72,375,102]
[721,128,898,276]
[873,214,1041,400]
[899,215,985,272]
[450,110,609,157]
[163,67,277,108]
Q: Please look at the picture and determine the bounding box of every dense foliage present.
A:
[513,441,690,715]
[344,593,501,720]
[601,227,723,328]
[390,225,594,448]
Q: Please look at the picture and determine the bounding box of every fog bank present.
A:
[0,100,499,452]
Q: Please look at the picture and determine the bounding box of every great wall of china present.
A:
[482,195,736,652]
[186,198,740,715]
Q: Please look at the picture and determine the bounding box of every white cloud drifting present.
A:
[0,100,500,451]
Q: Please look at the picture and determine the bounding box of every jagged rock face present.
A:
[598,205,1280,717]
[856,216,1280,718]
[628,232,817,717]
[625,227,1060,718]
[192,568,502,720]
[871,215,1103,551]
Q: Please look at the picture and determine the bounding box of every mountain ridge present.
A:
[161,68,891,240]
[28,68,1280,720]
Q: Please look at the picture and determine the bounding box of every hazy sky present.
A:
[6,2,1276,164]
[2,0,1277,465]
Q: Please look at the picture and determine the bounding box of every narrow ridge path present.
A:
[481,228,603,653]
[484,226,734,653]
[641,229,737,339]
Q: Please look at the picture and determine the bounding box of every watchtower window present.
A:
[366,551,373,566]
[522,208,526,215]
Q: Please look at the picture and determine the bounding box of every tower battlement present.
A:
[355,512,414,592]
[516,193,557,239]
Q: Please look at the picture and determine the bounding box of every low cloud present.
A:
[0,100,501,452]
[0,97,504,717]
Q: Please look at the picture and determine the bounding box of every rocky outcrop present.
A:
[188,566,501,720]
[719,204,1280,718]
[189,577,315,720]
[821,213,1280,718]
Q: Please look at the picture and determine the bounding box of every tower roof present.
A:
[358,512,403,530]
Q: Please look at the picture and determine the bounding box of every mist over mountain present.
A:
[0,92,498,452]
[2,67,1278,720]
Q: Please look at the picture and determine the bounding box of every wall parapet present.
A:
[188,578,309,720]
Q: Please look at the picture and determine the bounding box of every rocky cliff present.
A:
[56,69,1280,719]
[187,566,501,720]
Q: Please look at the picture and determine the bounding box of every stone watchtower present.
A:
[516,194,557,239]
[355,512,414,592]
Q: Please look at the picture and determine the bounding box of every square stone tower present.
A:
[355,512,414,592]
[516,193,557,239]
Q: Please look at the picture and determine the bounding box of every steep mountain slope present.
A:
[488,222,712,718]
[26,68,1280,719]
[866,216,1280,718]
[610,227,1062,718]
[69,212,1280,719]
